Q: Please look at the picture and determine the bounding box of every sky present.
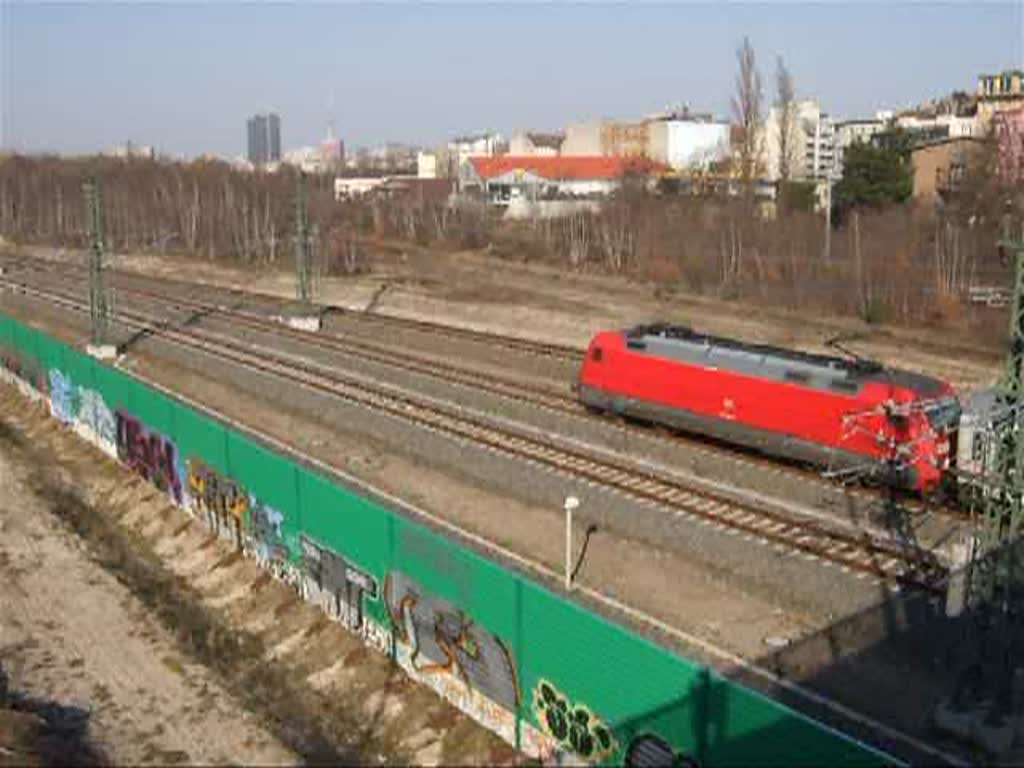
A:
[1,1,1022,158]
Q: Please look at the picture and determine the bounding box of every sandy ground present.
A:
[0,405,297,765]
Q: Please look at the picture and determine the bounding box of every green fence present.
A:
[0,311,896,767]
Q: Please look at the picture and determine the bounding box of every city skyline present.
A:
[1,2,1021,158]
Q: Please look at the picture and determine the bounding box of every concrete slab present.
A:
[86,343,119,361]
[272,313,323,332]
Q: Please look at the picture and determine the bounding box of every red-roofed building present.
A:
[460,155,662,204]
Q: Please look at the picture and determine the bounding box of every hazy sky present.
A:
[2,1,1022,157]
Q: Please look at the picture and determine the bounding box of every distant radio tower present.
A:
[326,89,337,142]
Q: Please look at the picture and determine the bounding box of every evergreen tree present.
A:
[834,133,913,213]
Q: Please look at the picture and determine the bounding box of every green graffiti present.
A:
[533,679,617,762]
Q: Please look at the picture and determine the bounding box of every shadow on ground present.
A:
[0,662,108,768]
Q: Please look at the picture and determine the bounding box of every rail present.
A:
[1,276,949,592]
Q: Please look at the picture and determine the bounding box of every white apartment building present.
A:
[509,131,564,156]
[896,114,983,139]
[561,122,603,156]
[834,115,890,176]
[417,152,438,179]
[447,133,502,166]
[647,118,731,171]
[762,99,838,183]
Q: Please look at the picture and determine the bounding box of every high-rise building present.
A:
[246,112,281,166]
[268,113,281,162]
[247,114,267,165]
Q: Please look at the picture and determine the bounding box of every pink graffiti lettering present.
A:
[115,410,182,505]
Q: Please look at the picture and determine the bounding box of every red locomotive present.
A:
[577,324,960,492]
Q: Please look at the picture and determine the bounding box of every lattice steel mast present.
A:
[294,170,317,307]
[956,224,1024,729]
[83,177,110,346]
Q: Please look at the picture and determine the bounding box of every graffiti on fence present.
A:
[533,679,618,763]
[0,345,47,395]
[115,409,184,505]
[298,534,388,650]
[186,458,248,546]
[520,723,562,764]
[76,387,117,456]
[385,570,519,727]
[44,369,117,456]
[246,496,288,565]
[244,495,303,589]
[48,369,77,424]
[624,733,701,768]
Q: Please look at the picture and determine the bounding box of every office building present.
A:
[246,112,282,166]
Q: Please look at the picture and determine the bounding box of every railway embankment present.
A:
[1,280,943,618]
[0,303,896,766]
[3,254,969,566]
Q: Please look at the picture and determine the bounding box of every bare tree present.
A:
[731,36,764,198]
[775,55,797,186]
[563,212,591,268]
[598,201,637,272]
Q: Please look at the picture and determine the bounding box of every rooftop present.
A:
[469,155,663,181]
[525,132,565,150]
[622,324,948,396]
[909,135,984,154]
[979,70,1024,78]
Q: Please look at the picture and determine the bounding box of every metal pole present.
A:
[294,170,311,307]
[83,177,108,346]
[957,228,1024,728]
[823,176,832,263]
[564,496,578,590]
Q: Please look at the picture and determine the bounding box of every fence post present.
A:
[695,666,711,765]
[515,577,524,752]
[293,465,303,550]
[388,514,397,662]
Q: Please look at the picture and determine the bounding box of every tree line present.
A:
[0,154,304,263]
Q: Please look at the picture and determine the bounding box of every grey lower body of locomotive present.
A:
[578,383,919,489]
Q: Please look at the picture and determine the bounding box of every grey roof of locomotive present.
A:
[622,324,949,397]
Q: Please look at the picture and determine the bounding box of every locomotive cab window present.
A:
[591,346,603,362]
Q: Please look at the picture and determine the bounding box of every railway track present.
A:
[4,255,959,523]
[0,254,583,364]
[3,258,580,410]
[112,282,576,412]
[1,276,950,592]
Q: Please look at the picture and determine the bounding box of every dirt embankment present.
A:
[0,658,108,768]
[0,388,515,766]
[0,414,298,765]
